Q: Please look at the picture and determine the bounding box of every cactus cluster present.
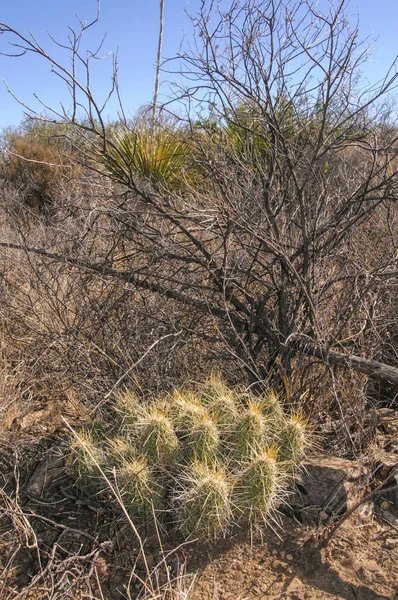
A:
[70,376,309,541]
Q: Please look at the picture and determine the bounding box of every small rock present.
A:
[385,538,397,549]
[383,511,398,526]
[366,560,382,573]
[359,502,374,522]
[145,554,156,569]
[94,556,108,578]
[380,501,390,511]
[286,554,294,561]
[319,510,329,521]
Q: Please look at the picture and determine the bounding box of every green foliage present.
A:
[101,121,192,190]
[70,377,310,540]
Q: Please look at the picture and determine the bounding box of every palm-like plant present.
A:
[102,121,191,190]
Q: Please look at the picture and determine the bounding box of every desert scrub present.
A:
[3,132,73,212]
[69,377,309,540]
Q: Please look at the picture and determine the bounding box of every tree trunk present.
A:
[294,340,398,386]
[151,0,164,135]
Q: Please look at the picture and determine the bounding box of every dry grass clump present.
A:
[69,376,310,540]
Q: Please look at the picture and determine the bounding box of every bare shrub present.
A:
[2,133,74,214]
[0,0,397,435]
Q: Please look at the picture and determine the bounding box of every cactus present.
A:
[114,388,143,433]
[277,413,308,471]
[171,390,209,433]
[115,454,160,519]
[136,402,179,462]
[233,447,286,525]
[201,374,239,426]
[233,399,272,459]
[175,460,233,539]
[69,378,309,541]
[71,427,107,494]
[186,415,220,462]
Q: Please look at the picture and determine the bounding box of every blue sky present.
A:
[0,0,397,128]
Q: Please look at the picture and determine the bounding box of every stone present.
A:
[385,538,397,549]
[364,560,382,573]
[383,511,398,527]
[291,455,368,518]
[358,502,374,522]
[25,436,69,498]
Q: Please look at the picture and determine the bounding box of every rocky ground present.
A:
[187,509,398,600]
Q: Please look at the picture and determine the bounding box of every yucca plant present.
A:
[175,460,233,540]
[101,122,191,190]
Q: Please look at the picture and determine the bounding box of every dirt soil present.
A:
[187,513,398,600]
[0,432,397,600]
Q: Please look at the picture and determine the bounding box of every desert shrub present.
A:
[69,377,309,540]
[2,133,72,212]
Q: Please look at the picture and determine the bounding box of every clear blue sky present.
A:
[0,0,397,128]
